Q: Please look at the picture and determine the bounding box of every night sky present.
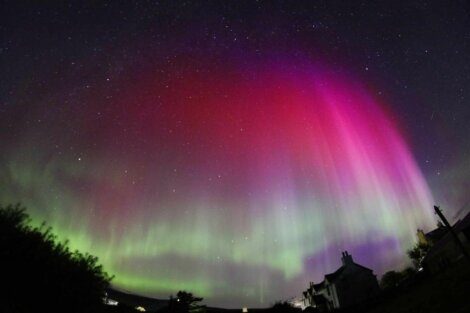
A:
[1,1,469,308]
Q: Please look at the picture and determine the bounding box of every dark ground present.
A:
[361,259,470,313]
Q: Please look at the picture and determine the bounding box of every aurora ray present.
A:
[0,60,435,307]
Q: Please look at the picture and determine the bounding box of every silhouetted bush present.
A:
[271,301,302,313]
[379,271,403,290]
[302,306,319,313]
[167,291,205,313]
[0,204,112,313]
[380,266,419,292]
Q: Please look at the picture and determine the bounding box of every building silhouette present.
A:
[303,251,379,311]
[422,211,470,273]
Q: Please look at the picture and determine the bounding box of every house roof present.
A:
[453,211,470,233]
[425,226,448,243]
[325,265,346,281]
[425,211,470,259]
[312,261,374,290]
[312,281,325,291]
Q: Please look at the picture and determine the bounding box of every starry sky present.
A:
[1,1,469,308]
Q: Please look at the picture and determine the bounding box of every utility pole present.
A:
[433,205,470,263]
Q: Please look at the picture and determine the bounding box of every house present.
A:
[416,221,448,247]
[422,211,470,273]
[303,251,379,311]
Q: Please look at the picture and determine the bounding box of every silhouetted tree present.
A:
[407,242,430,269]
[0,204,112,313]
[168,291,205,313]
[401,266,417,280]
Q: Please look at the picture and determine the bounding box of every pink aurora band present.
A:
[4,59,436,307]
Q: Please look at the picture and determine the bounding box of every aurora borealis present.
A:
[1,1,469,308]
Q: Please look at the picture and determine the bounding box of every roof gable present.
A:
[324,262,374,283]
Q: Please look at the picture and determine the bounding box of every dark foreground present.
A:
[364,260,470,313]
[334,259,470,313]
[105,260,470,313]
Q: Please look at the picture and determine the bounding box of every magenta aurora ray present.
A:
[0,59,436,307]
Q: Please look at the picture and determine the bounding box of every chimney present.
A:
[341,251,353,266]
